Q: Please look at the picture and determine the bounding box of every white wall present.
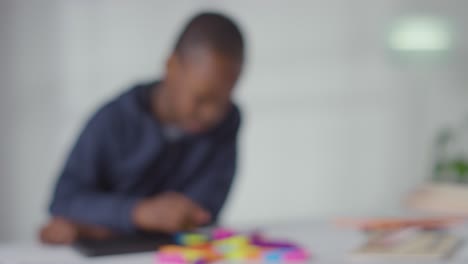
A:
[1,0,467,241]
[0,0,63,241]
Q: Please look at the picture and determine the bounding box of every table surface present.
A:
[1,219,468,264]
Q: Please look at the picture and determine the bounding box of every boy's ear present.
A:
[166,53,179,74]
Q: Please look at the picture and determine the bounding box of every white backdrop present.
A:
[1,0,468,241]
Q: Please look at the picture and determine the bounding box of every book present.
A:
[350,229,460,260]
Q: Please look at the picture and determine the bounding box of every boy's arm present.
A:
[184,106,241,222]
[49,106,140,233]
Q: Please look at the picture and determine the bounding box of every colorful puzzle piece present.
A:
[155,228,311,264]
[250,233,298,249]
[260,248,310,263]
[212,228,236,240]
[176,233,209,247]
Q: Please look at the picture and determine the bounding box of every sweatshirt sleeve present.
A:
[49,105,140,232]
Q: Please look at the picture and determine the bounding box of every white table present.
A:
[1,219,467,264]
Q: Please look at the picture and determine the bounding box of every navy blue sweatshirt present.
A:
[49,81,241,233]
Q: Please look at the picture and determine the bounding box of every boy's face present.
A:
[165,48,242,134]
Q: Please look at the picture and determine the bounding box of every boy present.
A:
[40,12,244,244]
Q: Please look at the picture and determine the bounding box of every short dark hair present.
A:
[174,12,244,61]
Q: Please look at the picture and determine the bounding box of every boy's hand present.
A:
[132,192,211,233]
[39,217,114,245]
[39,217,78,244]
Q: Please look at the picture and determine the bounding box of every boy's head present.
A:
[162,12,244,134]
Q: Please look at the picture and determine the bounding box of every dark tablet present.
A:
[73,233,173,257]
